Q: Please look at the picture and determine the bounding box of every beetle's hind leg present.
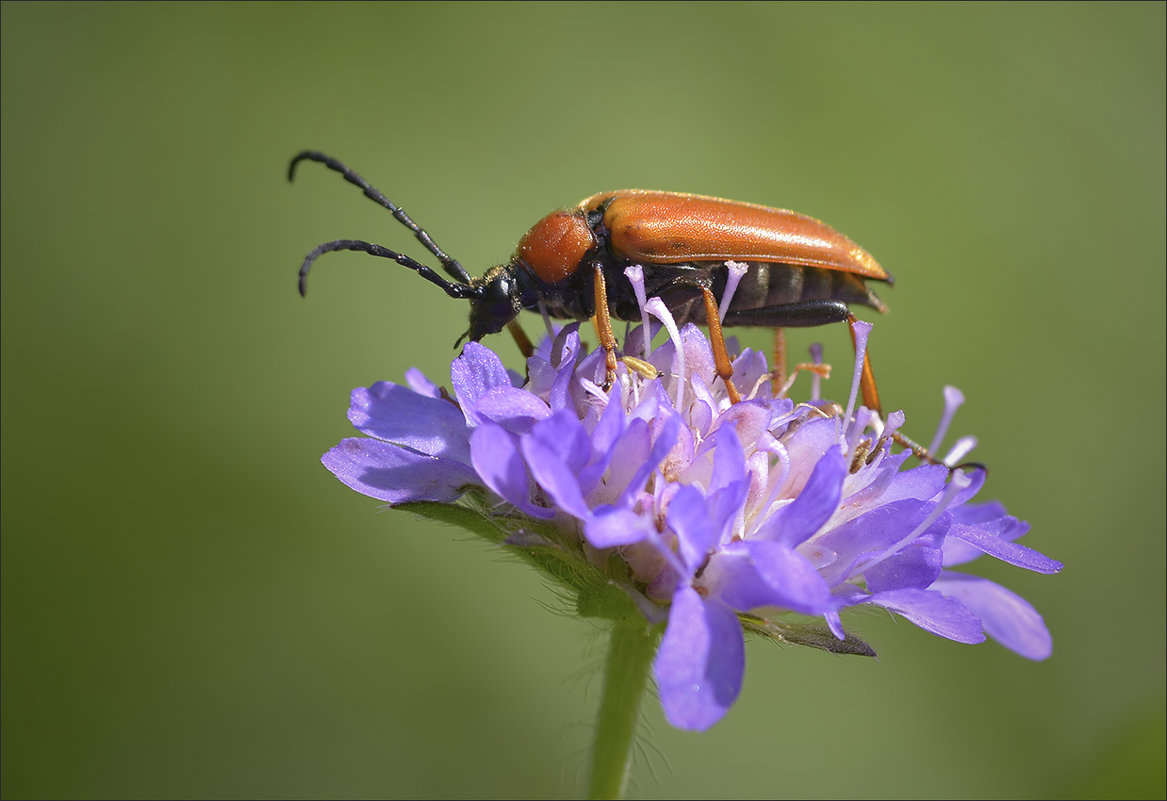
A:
[700,284,743,404]
[772,328,787,396]
[846,313,882,417]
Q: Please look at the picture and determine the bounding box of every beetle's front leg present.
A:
[591,263,620,390]
[506,320,534,359]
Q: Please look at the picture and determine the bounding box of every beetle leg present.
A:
[591,263,620,389]
[506,320,534,359]
[700,284,742,404]
[771,328,787,397]
[846,313,882,417]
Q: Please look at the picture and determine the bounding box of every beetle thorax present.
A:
[516,210,597,284]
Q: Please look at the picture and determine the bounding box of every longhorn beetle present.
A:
[290,150,899,423]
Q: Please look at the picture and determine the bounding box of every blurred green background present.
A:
[2,3,1163,798]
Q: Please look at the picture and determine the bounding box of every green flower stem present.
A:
[588,620,661,800]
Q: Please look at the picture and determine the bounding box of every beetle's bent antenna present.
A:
[298,239,481,301]
[289,150,472,286]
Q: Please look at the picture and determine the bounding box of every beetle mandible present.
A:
[290,150,891,412]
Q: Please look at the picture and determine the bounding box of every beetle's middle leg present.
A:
[700,284,742,404]
[591,263,620,389]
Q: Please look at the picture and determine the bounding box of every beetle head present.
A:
[461,263,524,345]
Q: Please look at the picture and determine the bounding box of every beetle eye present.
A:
[486,275,512,307]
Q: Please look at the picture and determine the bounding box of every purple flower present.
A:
[320,269,1062,732]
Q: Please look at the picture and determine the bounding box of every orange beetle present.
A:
[291,151,891,411]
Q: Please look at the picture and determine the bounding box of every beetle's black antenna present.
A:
[289,151,473,286]
[298,239,482,300]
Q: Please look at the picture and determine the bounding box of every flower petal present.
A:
[473,386,552,433]
[585,506,655,548]
[945,516,1063,574]
[932,572,1054,659]
[348,382,471,464]
[863,538,944,593]
[861,588,986,644]
[522,411,592,519]
[708,541,833,615]
[654,586,744,731]
[469,424,553,519]
[322,438,478,504]
[451,342,515,424]
[666,485,719,571]
[755,447,845,547]
[815,499,934,586]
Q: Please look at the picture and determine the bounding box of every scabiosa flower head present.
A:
[321,267,1062,731]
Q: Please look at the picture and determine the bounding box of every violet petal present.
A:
[932,572,1054,659]
[322,438,478,504]
[666,485,720,572]
[469,424,553,519]
[755,447,845,547]
[451,342,515,424]
[348,382,471,464]
[862,588,986,644]
[521,411,592,520]
[585,506,655,548]
[654,586,744,732]
[946,518,1063,574]
[709,541,833,615]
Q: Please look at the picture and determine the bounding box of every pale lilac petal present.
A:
[322,438,478,504]
[585,506,655,547]
[654,586,744,732]
[949,466,986,505]
[779,416,839,495]
[933,572,1054,659]
[712,401,771,457]
[755,448,845,546]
